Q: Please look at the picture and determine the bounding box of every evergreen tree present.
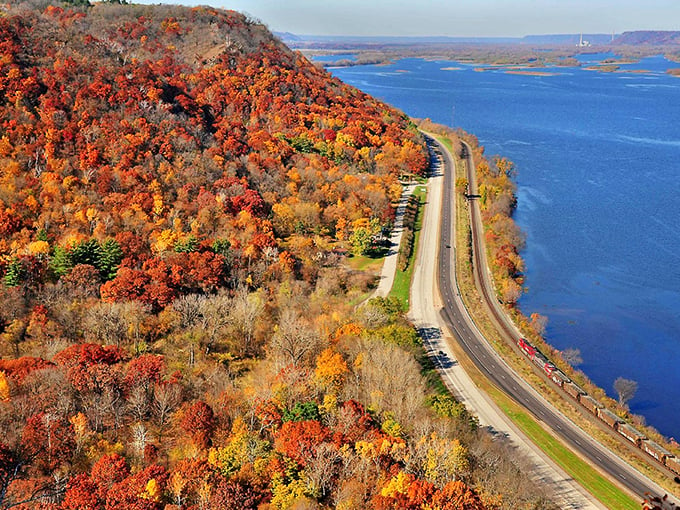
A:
[50,246,73,278]
[212,239,232,258]
[174,235,198,253]
[71,239,102,268]
[4,258,23,287]
[97,239,123,281]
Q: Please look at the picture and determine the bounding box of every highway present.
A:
[426,133,677,505]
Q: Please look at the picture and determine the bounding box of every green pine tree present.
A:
[71,239,102,268]
[97,238,123,281]
[174,235,198,253]
[4,258,23,287]
[50,245,73,278]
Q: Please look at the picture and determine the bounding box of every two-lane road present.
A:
[428,133,676,505]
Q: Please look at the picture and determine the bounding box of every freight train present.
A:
[516,337,680,476]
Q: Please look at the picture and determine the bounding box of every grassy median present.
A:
[389,185,427,310]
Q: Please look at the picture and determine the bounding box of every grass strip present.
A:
[389,185,427,310]
[495,387,639,510]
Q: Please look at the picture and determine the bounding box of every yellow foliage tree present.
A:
[140,478,162,502]
[314,348,348,389]
[270,474,309,510]
[151,229,179,254]
[0,372,10,401]
[69,412,89,440]
[272,202,296,237]
[380,471,411,498]
[420,433,470,486]
[26,240,49,257]
[208,417,257,477]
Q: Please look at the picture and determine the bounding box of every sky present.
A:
[136,0,680,37]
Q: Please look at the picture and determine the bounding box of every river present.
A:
[324,54,680,439]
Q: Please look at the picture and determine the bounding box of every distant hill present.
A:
[520,34,615,45]
[281,32,626,48]
[280,34,521,46]
[273,30,301,42]
[613,30,680,45]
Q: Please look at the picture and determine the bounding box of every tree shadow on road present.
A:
[417,326,457,369]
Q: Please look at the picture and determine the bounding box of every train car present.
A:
[550,370,570,387]
[542,362,556,377]
[665,455,680,475]
[618,423,646,447]
[532,350,548,369]
[517,338,535,358]
[597,408,623,428]
[580,395,603,415]
[641,440,673,463]
[563,381,586,400]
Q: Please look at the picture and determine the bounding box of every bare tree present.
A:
[153,383,181,442]
[173,294,205,330]
[173,294,207,365]
[529,313,548,336]
[84,302,127,347]
[614,377,638,407]
[561,347,583,366]
[231,286,264,357]
[270,308,319,368]
[127,385,151,422]
[304,443,342,498]
[197,292,232,354]
[130,422,149,457]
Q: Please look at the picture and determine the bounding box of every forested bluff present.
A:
[0,3,558,509]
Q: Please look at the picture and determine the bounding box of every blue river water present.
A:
[328,55,680,439]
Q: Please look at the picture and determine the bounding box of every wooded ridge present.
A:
[0,4,555,509]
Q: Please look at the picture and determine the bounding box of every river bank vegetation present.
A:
[0,3,560,508]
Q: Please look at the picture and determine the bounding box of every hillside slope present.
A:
[0,3,426,300]
[0,4,557,509]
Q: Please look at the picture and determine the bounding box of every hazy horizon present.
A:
[133,0,680,38]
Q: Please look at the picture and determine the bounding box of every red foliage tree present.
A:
[104,464,168,510]
[21,412,75,473]
[431,480,487,510]
[0,357,53,383]
[61,473,99,510]
[124,354,165,391]
[115,232,149,268]
[180,401,215,450]
[210,478,264,510]
[90,453,130,501]
[53,343,127,393]
[100,267,150,304]
[273,420,331,467]
[166,251,227,293]
[62,264,101,298]
[0,208,23,237]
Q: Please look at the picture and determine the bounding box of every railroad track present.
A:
[426,133,677,505]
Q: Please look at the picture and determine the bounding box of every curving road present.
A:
[427,133,678,506]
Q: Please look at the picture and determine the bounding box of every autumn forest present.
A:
[0,3,554,509]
